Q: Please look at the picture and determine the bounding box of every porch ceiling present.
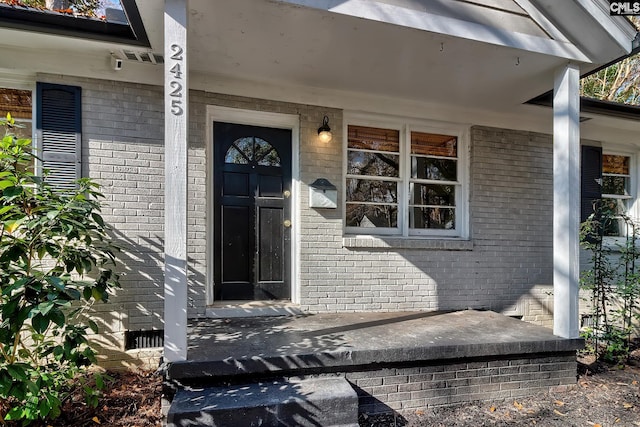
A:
[135,0,628,112]
[0,0,633,116]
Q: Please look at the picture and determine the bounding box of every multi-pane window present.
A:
[346,126,400,229]
[0,88,32,140]
[345,120,467,237]
[409,132,458,231]
[602,154,632,236]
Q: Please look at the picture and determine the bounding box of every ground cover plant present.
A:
[0,113,119,424]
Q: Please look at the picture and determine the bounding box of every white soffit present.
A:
[275,0,590,61]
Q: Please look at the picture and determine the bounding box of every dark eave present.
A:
[528,92,640,121]
[526,31,640,121]
[0,0,149,47]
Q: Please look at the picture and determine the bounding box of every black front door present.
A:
[214,122,292,301]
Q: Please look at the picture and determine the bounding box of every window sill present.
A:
[342,236,473,251]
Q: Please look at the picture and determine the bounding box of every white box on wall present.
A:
[309,178,337,209]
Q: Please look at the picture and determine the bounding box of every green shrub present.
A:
[580,201,640,365]
[0,113,119,424]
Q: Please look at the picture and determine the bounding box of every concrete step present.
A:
[167,376,359,427]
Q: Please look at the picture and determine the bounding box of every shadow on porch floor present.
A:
[169,309,582,380]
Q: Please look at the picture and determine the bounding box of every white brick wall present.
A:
[470,127,554,324]
[36,74,559,368]
[297,125,555,322]
[38,75,166,369]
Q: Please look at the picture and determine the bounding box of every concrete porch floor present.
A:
[167,309,583,381]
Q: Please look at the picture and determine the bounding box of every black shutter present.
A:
[36,83,81,190]
[581,145,602,223]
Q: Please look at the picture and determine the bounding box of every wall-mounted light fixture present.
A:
[317,115,332,143]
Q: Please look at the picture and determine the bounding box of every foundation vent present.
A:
[581,314,602,328]
[125,329,164,350]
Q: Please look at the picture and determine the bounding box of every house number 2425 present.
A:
[169,44,184,116]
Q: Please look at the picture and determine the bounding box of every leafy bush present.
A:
[580,201,640,365]
[0,114,119,424]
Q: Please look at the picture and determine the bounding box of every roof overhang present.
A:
[0,0,149,47]
[529,91,640,121]
[0,0,636,119]
[529,0,637,68]
[276,0,594,62]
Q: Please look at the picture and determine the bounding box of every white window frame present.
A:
[0,77,36,172]
[0,77,35,139]
[343,112,469,239]
[602,146,638,242]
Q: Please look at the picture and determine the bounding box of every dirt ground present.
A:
[50,370,163,427]
[31,354,640,427]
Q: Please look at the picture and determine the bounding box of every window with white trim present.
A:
[0,88,32,141]
[581,145,638,239]
[602,153,634,237]
[344,117,468,238]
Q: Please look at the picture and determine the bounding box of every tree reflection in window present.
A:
[602,154,631,237]
[224,137,281,166]
[346,126,400,228]
[409,132,458,230]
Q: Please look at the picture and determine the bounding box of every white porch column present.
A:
[163,0,189,362]
[553,63,580,339]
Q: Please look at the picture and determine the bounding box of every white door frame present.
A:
[205,105,301,306]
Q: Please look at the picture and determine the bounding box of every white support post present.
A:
[553,63,580,339]
[163,0,189,362]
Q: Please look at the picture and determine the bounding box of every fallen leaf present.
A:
[624,403,634,409]
[616,418,621,423]
[513,401,523,410]
[553,409,566,416]
[555,400,565,406]
[92,417,101,424]
[594,424,602,427]
[489,406,496,412]
[415,410,424,415]
[633,380,638,385]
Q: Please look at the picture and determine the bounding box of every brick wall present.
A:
[38,74,166,369]
[35,74,559,368]
[470,127,554,325]
[345,354,577,414]
[296,125,555,324]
